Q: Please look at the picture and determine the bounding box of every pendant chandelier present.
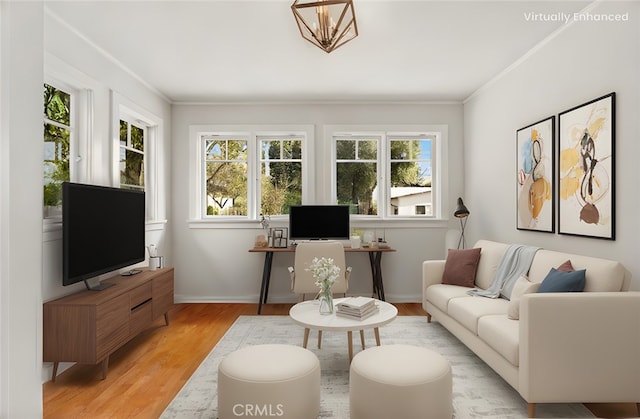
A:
[291,0,359,53]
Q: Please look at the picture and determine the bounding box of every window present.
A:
[335,136,379,215]
[119,118,146,191]
[330,126,445,219]
[43,83,73,216]
[112,91,164,224]
[203,136,248,216]
[259,136,303,215]
[190,125,313,223]
[389,134,433,216]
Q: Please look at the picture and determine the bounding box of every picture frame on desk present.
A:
[269,227,288,248]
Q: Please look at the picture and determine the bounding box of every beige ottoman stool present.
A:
[218,344,320,419]
[350,344,452,419]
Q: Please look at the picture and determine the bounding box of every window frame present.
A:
[188,124,314,228]
[326,124,448,221]
[111,91,163,225]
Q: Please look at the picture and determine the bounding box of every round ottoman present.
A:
[218,344,320,419]
[350,344,452,419]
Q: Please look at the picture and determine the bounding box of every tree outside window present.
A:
[335,137,378,215]
[204,137,248,216]
[260,137,302,216]
[43,83,71,212]
[389,136,433,216]
[119,120,145,190]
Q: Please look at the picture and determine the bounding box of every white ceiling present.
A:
[45,0,591,103]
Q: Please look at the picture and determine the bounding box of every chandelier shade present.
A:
[291,0,358,53]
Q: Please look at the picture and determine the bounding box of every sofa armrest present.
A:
[519,292,640,403]
[422,260,446,295]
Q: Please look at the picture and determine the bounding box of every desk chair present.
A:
[289,241,362,349]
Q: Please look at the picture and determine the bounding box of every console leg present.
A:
[101,357,109,380]
[51,362,59,382]
[528,403,536,418]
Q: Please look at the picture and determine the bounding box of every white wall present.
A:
[39,11,172,380]
[464,1,640,289]
[0,2,45,416]
[171,103,464,303]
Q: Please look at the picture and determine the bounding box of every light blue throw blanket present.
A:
[467,244,540,299]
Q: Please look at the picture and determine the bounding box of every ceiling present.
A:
[45,0,591,103]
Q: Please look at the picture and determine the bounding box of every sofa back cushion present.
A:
[529,250,628,291]
[472,240,510,290]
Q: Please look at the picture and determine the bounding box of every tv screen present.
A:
[289,205,350,240]
[63,182,145,289]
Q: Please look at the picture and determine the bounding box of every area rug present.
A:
[161,316,594,419]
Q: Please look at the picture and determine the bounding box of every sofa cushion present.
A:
[477,315,520,367]
[472,240,510,290]
[537,268,586,293]
[557,259,574,272]
[424,284,471,314]
[447,297,509,334]
[507,276,541,320]
[442,248,482,287]
[528,250,627,291]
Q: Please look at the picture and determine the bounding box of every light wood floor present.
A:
[43,303,638,418]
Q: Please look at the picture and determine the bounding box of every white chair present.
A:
[289,241,358,348]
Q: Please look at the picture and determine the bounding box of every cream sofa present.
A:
[422,240,640,418]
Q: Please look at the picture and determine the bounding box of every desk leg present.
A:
[373,252,385,301]
[258,251,274,314]
[368,252,378,298]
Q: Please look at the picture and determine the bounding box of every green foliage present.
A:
[43,84,71,209]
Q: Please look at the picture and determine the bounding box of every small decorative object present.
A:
[558,92,615,240]
[269,228,289,248]
[516,116,555,233]
[254,234,268,248]
[259,213,270,229]
[307,257,341,315]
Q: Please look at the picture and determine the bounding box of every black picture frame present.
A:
[558,92,615,240]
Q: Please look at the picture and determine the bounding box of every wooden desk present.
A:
[248,246,396,314]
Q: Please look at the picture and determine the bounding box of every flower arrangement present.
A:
[306,257,341,314]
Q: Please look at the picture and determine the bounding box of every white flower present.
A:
[306,257,341,291]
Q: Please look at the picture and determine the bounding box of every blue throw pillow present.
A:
[537,268,586,293]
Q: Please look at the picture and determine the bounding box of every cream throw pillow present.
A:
[507,275,541,320]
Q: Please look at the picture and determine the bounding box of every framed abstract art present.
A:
[516,116,555,233]
[558,92,615,240]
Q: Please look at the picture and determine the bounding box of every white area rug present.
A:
[161,315,594,419]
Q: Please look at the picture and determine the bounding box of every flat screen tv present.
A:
[289,205,350,240]
[63,182,146,290]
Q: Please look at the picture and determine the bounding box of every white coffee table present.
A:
[289,298,398,361]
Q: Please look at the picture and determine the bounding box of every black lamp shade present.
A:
[454,197,470,218]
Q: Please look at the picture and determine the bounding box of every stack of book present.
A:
[336,296,379,320]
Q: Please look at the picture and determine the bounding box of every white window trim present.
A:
[111,90,164,225]
[324,124,449,224]
[188,124,315,228]
[43,53,96,235]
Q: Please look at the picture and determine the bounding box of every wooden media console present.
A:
[43,267,174,381]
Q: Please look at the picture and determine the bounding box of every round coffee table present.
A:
[289,298,398,361]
